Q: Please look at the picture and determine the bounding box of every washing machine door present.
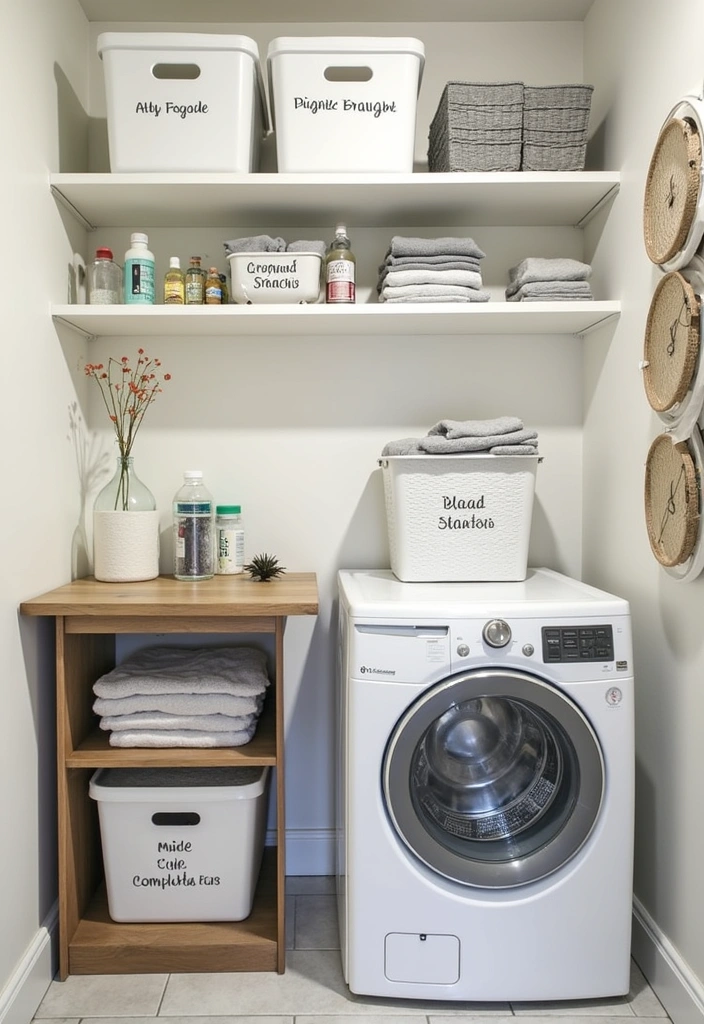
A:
[383,668,604,889]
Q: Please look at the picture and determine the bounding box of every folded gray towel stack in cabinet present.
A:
[428,81,524,172]
[381,417,539,456]
[521,85,594,171]
[378,236,490,304]
[505,257,593,302]
[92,645,270,748]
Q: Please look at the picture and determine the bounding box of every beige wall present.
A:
[584,0,704,1017]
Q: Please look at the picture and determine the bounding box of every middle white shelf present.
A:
[53,302,620,339]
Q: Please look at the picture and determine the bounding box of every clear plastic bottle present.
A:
[87,247,122,305]
[164,256,185,304]
[185,256,206,305]
[325,223,356,304]
[205,266,223,304]
[172,470,215,581]
[216,505,245,574]
[124,232,155,305]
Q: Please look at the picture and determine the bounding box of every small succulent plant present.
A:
[243,553,287,582]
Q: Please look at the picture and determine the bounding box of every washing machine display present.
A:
[337,568,635,1002]
[384,668,603,888]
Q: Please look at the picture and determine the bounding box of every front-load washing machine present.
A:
[336,568,634,1002]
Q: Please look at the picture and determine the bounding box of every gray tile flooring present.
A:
[33,878,669,1024]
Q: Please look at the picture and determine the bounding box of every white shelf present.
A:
[76,0,595,23]
[52,302,620,339]
[50,172,620,230]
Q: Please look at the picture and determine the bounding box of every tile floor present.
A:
[33,877,669,1024]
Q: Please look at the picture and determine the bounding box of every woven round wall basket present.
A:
[643,269,700,414]
[643,97,704,271]
[644,430,702,576]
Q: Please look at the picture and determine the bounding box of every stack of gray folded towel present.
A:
[92,645,270,748]
[377,236,490,303]
[382,416,539,456]
[505,257,593,302]
[224,235,327,259]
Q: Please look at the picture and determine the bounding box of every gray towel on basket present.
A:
[420,430,538,454]
[489,445,539,455]
[286,240,327,259]
[381,437,424,455]
[224,235,286,254]
[92,645,269,698]
[386,236,487,259]
[428,417,524,438]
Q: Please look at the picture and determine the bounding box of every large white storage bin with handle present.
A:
[89,765,270,923]
[266,36,425,172]
[97,33,269,172]
[380,455,540,582]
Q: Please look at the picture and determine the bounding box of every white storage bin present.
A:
[380,455,540,582]
[227,251,323,303]
[89,765,270,922]
[97,33,269,172]
[266,36,425,172]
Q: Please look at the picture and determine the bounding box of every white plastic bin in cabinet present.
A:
[97,33,270,172]
[266,36,425,172]
[379,455,540,582]
[89,765,270,922]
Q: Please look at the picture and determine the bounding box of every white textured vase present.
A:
[93,510,160,582]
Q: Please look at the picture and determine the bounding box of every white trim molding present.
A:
[0,903,57,1024]
[632,897,704,1024]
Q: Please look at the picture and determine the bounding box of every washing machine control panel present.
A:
[541,624,615,662]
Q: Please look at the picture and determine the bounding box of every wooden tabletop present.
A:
[20,573,319,618]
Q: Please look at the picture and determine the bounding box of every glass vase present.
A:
[94,455,156,512]
[93,455,159,582]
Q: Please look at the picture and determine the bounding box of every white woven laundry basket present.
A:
[379,454,539,582]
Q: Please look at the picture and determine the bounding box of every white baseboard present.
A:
[632,896,704,1024]
[0,903,57,1024]
[266,828,335,876]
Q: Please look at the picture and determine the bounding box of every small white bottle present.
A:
[124,232,155,305]
[216,505,245,575]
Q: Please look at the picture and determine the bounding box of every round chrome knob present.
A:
[483,619,512,648]
[522,643,535,657]
[457,643,470,657]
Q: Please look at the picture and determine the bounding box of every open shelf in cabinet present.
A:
[20,574,319,979]
[51,171,620,229]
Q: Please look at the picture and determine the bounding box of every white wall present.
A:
[0,0,89,1018]
[77,19,588,870]
[584,1,704,1018]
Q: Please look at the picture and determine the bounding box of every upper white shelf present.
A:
[76,0,595,24]
[52,302,620,339]
[50,172,620,230]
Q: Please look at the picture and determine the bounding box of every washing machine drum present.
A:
[383,668,604,889]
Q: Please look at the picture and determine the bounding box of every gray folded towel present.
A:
[287,240,327,259]
[506,257,592,296]
[378,259,482,285]
[93,692,263,718]
[108,723,257,748]
[428,417,524,438]
[99,710,258,732]
[386,236,487,259]
[224,235,286,254]
[380,284,490,301]
[419,430,538,454]
[93,645,269,698]
[381,294,491,303]
[508,281,594,302]
[384,254,484,268]
[381,268,484,290]
[381,437,423,455]
[489,444,539,455]
[519,294,593,302]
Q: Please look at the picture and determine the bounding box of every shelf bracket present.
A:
[577,183,620,228]
[52,315,97,342]
[51,185,96,232]
[575,311,621,337]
